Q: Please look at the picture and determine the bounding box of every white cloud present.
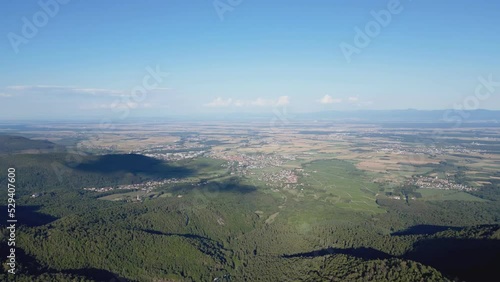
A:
[357,101,373,107]
[250,96,289,107]
[204,97,233,107]
[251,98,275,107]
[6,85,123,96]
[106,102,138,110]
[204,96,290,108]
[319,95,342,104]
[348,96,359,102]
[6,85,63,91]
[80,101,157,110]
[234,100,245,107]
[276,96,290,106]
[0,93,12,97]
[3,85,172,97]
[75,88,125,96]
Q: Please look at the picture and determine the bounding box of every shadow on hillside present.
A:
[140,229,214,241]
[282,247,392,260]
[74,154,195,178]
[138,229,228,264]
[391,225,463,236]
[139,229,227,249]
[0,205,57,227]
[282,234,500,281]
[170,177,257,194]
[62,268,131,282]
[0,244,43,272]
[0,246,131,281]
[404,238,500,282]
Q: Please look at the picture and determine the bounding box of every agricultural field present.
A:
[417,189,486,202]
[299,159,383,213]
[1,121,499,281]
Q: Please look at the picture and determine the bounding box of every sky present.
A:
[1,0,500,120]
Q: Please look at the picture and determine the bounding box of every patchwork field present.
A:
[300,159,384,213]
[1,121,499,281]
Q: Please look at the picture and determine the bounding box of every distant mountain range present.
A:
[0,110,499,124]
[298,109,500,122]
[177,109,500,123]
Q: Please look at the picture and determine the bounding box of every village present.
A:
[377,144,484,156]
[83,178,185,193]
[207,151,305,187]
[209,151,296,169]
[142,150,206,161]
[408,175,476,191]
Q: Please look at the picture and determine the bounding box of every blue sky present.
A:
[1,0,500,119]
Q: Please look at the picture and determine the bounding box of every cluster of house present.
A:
[211,152,290,169]
[143,150,206,161]
[258,169,299,185]
[409,175,476,191]
[130,141,208,161]
[83,178,184,193]
[377,144,483,156]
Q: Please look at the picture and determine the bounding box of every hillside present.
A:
[0,135,63,154]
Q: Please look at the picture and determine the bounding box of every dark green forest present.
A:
[0,145,499,281]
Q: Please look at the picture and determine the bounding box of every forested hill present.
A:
[0,135,64,154]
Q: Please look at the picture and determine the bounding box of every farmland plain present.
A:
[1,120,499,281]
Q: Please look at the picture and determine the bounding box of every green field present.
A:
[418,189,487,202]
[300,159,385,214]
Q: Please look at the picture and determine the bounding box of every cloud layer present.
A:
[1,85,172,97]
[319,95,342,104]
[205,96,290,108]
